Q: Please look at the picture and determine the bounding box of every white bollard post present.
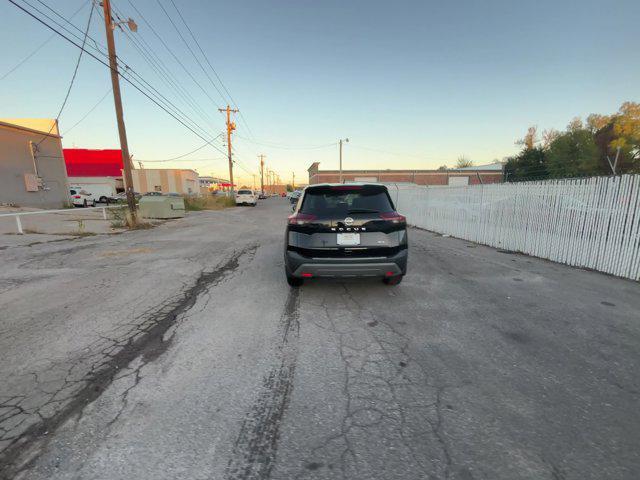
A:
[16,215,23,234]
[102,207,107,220]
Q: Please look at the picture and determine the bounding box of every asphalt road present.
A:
[1,199,639,480]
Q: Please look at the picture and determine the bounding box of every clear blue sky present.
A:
[1,0,638,185]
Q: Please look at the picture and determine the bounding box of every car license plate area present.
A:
[337,233,360,246]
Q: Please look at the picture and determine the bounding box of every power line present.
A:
[123,0,224,112]
[0,0,89,81]
[166,0,255,139]
[36,0,95,146]
[12,0,232,166]
[17,0,109,61]
[7,0,229,158]
[18,1,210,154]
[140,157,227,163]
[62,87,112,134]
[140,133,224,162]
[31,0,106,55]
[115,2,212,127]
[108,3,218,129]
[92,6,214,140]
[150,2,262,170]
[155,0,227,106]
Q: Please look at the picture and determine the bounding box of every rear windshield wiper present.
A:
[348,208,379,213]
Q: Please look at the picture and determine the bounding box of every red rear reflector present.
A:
[301,273,313,278]
[385,271,395,277]
[73,195,81,199]
[288,213,317,225]
[380,211,406,223]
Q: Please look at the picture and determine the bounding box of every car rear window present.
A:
[300,185,395,216]
[237,190,252,195]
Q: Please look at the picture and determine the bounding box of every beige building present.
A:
[130,168,199,195]
[0,118,70,208]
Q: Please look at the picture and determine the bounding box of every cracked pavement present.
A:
[0,199,639,479]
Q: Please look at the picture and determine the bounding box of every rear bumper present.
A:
[285,248,408,278]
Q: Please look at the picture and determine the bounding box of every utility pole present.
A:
[102,0,136,217]
[292,171,295,190]
[266,168,270,194]
[339,138,349,183]
[218,105,239,197]
[252,174,256,191]
[259,154,265,194]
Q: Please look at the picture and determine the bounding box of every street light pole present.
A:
[259,154,265,194]
[339,138,349,183]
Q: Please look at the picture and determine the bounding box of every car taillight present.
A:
[380,211,406,224]
[288,213,317,225]
[73,195,81,199]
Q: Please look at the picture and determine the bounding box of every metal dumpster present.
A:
[138,195,186,219]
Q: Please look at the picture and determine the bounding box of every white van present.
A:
[69,183,116,203]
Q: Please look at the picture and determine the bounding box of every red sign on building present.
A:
[63,149,123,177]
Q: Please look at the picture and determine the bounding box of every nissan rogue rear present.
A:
[284,183,408,286]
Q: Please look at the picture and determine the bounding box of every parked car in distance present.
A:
[258,192,267,199]
[69,188,96,207]
[284,183,408,286]
[114,191,142,202]
[236,189,257,206]
[143,191,164,196]
[281,192,287,197]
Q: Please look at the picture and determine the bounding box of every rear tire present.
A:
[286,271,303,287]
[383,275,403,285]
[99,196,108,203]
[83,200,87,208]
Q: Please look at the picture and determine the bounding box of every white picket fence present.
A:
[393,175,640,281]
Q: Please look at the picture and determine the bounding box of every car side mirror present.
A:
[291,205,296,213]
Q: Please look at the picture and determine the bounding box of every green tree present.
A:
[586,102,640,174]
[504,147,547,181]
[546,129,599,178]
[285,184,293,192]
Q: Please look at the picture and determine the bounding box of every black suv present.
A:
[284,183,408,286]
